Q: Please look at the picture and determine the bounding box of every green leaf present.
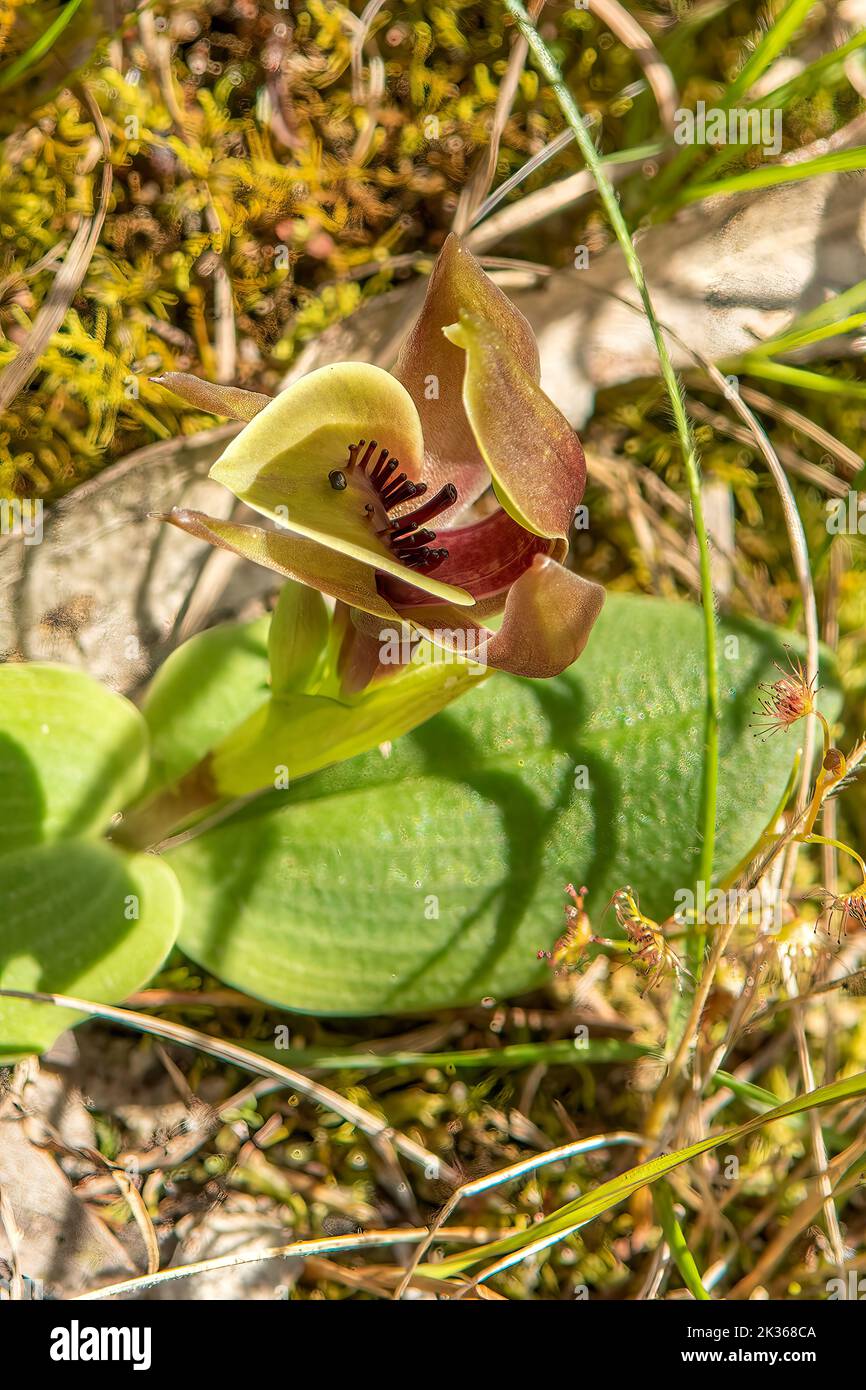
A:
[135,597,487,820]
[0,840,181,1061]
[168,594,840,1015]
[140,615,271,794]
[0,662,183,1056]
[0,663,148,854]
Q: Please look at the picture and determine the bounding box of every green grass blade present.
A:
[738,358,866,399]
[428,1067,866,1277]
[723,0,816,105]
[680,147,866,203]
[652,0,815,199]
[238,1038,650,1072]
[747,314,866,360]
[744,281,866,358]
[0,0,86,92]
[754,26,866,108]
[710,1070,782,1113]
[654,1181,711,1300]
[777,279,866,335]
[689,31,866,191]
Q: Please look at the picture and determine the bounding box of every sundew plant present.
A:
[1,0,866,1320]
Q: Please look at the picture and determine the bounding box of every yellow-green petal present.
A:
[208,361,473,607]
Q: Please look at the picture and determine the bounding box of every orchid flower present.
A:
[158,235,604,691]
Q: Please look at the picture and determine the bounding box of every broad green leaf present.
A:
[0,661,182,1056]
[0,663,148,854]
[140,615,271,794]
[0,840,182,1060]
[169,594,840,1015]
[429,1067,866,1278]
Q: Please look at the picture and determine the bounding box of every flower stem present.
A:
[114,760,221,850]
[799,834,866,888]
[817,710,832,759]
[501,0,719,977]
